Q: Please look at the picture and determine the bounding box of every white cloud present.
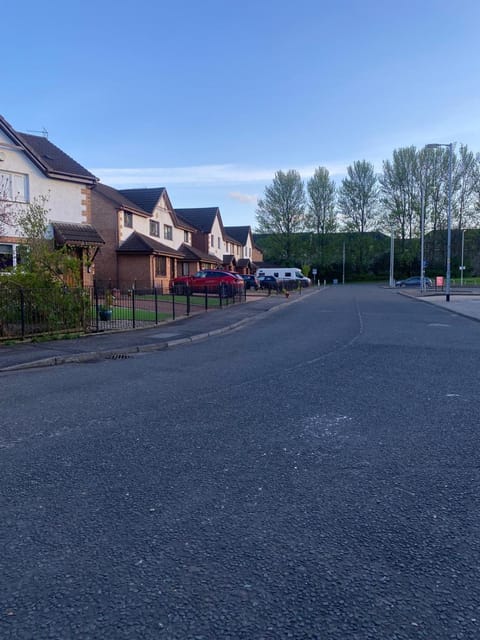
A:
[90,162,350,188]
[228,191,258,204]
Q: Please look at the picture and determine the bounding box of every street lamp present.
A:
[419,177,425,292]
[460,229,465,287]
[425,142,453,302]
[389,225,395,287]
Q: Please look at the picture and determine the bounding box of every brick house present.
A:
[224,225,258,274]
[175,207,246,272]
[91,184,198,290]
[0,115,104,285]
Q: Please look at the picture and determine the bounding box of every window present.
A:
[184,231,190,243]
[210,234,214,247]
[164,225,173,241]
[218,237,221,249]
[0,171,28,202]
[124,211,133,228]
[150,220,159,237]
[182,262,190,276]
[155,256,167,276]
[0,243,14,269]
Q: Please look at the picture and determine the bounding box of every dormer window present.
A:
[164,224,173,241]
[123,211,133,228]
[184,230,190,243]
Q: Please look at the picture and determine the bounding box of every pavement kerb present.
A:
[1,287,323,372]
[398,290,480,324]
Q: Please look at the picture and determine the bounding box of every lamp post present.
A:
[460,229,465,287]
[420,180,425,292]
[389,226,395,287]
[425,142,453,301]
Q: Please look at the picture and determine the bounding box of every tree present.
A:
[14,195,83,286]
[379,146,420,242]
[454,144,478,230]
[306,167,337,235]
[338,160,378,233]
[255,170,306,264]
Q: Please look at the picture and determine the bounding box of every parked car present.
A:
[395,276,433,288]
[241,274,260,290]
[170,270,245,295]
[258,275,280,291]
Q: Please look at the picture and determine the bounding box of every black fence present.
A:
[0,283,247,341]
[0,286,89,340]
[89,284,246,332]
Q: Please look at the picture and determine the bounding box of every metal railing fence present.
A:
[0,283,247,340]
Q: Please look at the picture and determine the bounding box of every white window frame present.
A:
[150,220,160,237]
[164,224,173,241]
[0,171,29,203]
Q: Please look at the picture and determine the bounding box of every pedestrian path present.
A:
[0,288,319,372]
[416,293,480,322]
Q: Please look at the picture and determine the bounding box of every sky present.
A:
[3,0,480,229]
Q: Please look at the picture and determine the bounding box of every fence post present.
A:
[186,288,190,316]
[204,286,208,311]
[20,288,25,339]
[170,288,175,321]
[132,287,136,328]
[94,285,100,331]
[154,286,159,324]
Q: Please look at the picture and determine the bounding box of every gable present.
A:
[0,115,96,185]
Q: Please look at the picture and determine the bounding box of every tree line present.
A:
[255,144,480,278]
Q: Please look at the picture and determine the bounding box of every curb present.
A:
[1,288,322,372]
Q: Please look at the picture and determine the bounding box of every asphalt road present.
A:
[1,284,480,639]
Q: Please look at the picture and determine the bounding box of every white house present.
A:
[0,115,103,284]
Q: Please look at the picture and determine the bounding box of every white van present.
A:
[256,267,311,286]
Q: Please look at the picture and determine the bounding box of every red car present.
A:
[170,270,245,295]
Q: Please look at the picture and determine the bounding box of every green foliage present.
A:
[0,195,88,336]
[338,160,379,233]
[0,278,89,335]
[256,170,306,264]
[254,229,476,282]
[14,195,83,287]
[306,167,337,235]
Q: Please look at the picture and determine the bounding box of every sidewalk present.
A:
[415,292,480,322]
[0,288,320,372]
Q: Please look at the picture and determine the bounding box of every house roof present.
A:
[118,187,166,214]
[223,254,237,266]
[224,225,252,244]
[0,115,97,185]
[118,187,196,231]
[93,183,151,216]
[178,243,222,264]
[52,222,104,246]
[175,207,224,234]
[237,258,256,268]
[117,231,184,257]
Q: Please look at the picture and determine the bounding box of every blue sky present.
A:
[3,0,480,229]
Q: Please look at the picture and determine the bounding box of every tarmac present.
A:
[1,286,479,373]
